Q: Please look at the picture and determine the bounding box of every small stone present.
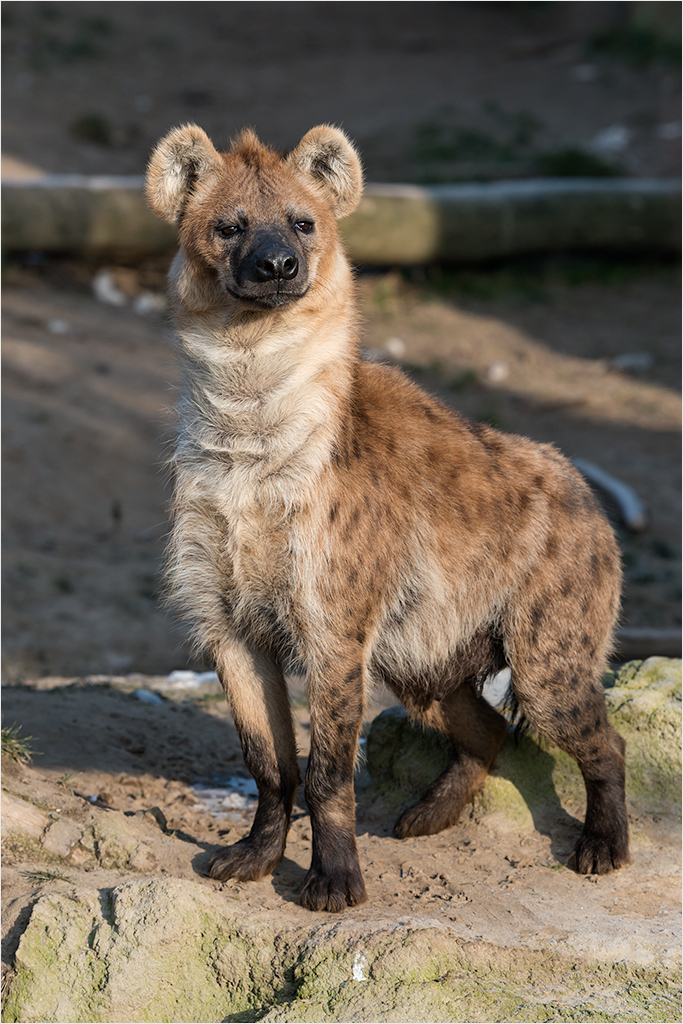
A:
[46,319,71,335]
[133,292,165,315]
[591,125,631,154]
[611,352,654,374]
[486,361,510,384]
[129,807,168,832]
[134,689,166,706]
[384,336,407,360]
[42,818,82,858]
[92,270,128,307]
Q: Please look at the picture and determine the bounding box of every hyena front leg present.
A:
[395,681,508,839]
[300,659,367,912]
[208,639,300,883]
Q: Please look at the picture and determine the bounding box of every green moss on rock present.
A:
[605,658,682,814]
[3,879,680,1023]
[364,659,682,825]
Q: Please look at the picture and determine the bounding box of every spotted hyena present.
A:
[145,123,629,912]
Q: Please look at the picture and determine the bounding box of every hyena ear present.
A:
[145,124,222,225]
[287,125,363,218]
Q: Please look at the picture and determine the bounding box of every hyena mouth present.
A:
[224,282,310,310]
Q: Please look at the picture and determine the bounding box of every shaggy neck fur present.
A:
[171,248,358,510]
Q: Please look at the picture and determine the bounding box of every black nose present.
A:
[253,247,299,282]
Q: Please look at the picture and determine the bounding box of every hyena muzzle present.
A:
[146,122,629,912]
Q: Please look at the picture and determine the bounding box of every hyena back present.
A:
[146,123,629,912]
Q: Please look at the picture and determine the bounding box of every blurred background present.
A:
[2,1,681,180]
[2,1,681,679]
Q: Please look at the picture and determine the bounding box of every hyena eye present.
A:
[294,220,314,234]
[216,224,240,238]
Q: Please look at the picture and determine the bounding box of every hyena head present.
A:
[146,124,363,313]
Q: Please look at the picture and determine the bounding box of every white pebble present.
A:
[46,319,71,335]
[611,352,654,374]
[133,292,165,315]
[591,125,631,154]
[134,688,166,706]
[165,669,220,689]
[486,361,509,384]
[352,952,368,981]
[93,269,128,307]
[384,336,407,360]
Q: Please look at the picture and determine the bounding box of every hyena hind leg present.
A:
[510,656,629,875]
[394,682,507,839]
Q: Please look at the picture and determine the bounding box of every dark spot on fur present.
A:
[422,404,440,423]
[344,667,362,687]
[530,602,545,628]
[546,535,560,559]
[329,503,338,524]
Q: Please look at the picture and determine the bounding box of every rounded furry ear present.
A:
[287,125,363,218]
[145,124,222,225]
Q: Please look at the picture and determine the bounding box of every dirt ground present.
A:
[1,4,681,1014]
[2,258,681,679]
[2,671,681,1009]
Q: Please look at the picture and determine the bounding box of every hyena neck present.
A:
[173,262,359,502]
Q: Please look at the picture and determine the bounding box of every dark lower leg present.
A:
[209,751,299,882]
[512,660,629,875]
[300,662,367,912]
[572,727,629,874]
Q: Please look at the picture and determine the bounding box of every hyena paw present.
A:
[208,837,282,883]
[393,801,457,839]
[571,828,630,875]
[299,864,367,913]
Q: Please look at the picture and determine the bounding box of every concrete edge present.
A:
[2,177,680,262]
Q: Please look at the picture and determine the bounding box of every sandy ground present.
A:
[2,672,680,993]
